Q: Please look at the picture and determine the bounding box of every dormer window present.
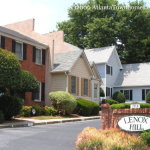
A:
[106,65,113,75]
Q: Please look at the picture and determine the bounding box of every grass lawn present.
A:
[34,116,69,120]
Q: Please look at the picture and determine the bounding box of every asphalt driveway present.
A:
[0,119,100,150]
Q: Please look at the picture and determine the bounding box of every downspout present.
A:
[51,40,55,69]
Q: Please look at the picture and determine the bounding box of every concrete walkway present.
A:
[0,116,100,128]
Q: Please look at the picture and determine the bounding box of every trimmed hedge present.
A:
[112,92,126,103]
[49,91,77,115]
[102,99,119,105]
[140,131,150,146]
[0,95,23,120]
[75,98,99,116]
[44,106,58,116]
[20,106,32,117]
[20,106,58,117]
[110,103,150,109]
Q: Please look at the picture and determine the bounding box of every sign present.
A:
[32,109,36,115]
[130,104,140,109]
[118,115,150,132]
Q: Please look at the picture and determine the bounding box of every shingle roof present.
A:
[115,63,150,87]
[64,42,83,51]
[85,46,115,64]
[0,26,48,48]
[51,50,83,73]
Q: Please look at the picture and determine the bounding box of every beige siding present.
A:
[69,56,93,100]
[71,57,91,79]
[51,74,67,92]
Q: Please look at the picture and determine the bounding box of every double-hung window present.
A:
[120,90,132,101]
[71,76,76,94]
[12,40,27,60]
[106,65,113,75]
[35,48,42,65]
[84,79,88,96]
[0,36,5,49]
[33,47,46,65]
[106,87,111,97]
[142,89,150,101]
[15,42,23,60]
[94,83,98,98]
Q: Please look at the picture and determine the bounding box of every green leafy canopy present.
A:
[57,0,150,64]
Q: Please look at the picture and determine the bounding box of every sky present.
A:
[0,0,149,33]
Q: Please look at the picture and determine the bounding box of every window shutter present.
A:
[32,46,36,62]
[32,92,36,101]
[88,80,91,97]
[111,67,113,75]
[42,49,46,65]
[130,90,133,101]
[76,77,79,96]
[111,88,113,97]
[142,89,145,100]
[23,43,27,60]
[1,36,5,49]
[68,75,72,93]
[12,40,16,53]
[41,82,45,101]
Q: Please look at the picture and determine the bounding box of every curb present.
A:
[0,116,100,129]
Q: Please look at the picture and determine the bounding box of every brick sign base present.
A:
[101,104,150,134]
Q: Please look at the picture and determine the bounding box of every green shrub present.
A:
[110,103,150,109]
[112,92,126,103]
[146,91,150,103]
[140,131,150,146]
[0,95,23,120]
[100,87,105,97]
[102,99,119,105]
[75,98,99,116]
[20,106,32,117]
[44,106,58,116]
[32,105,44,116]
[49,91,77,115]
[0,110,4,123]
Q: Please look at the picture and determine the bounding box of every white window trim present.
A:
[15,41,23,60]
[35,48,42,65]
[34,82,41,102]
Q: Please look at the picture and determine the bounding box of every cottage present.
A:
[85,46,150,102]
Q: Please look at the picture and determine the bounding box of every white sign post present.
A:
[118,115,150,132]
[130,104,140,109]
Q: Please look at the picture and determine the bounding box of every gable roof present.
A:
[0,26,48,48]
[115,63,150,87]
[51,50,83,73]
[85,46,115,64]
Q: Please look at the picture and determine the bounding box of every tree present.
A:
[146,90,150,103]
[0,48,21,90]
[57,0,150,64]
[0,48,39,95]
